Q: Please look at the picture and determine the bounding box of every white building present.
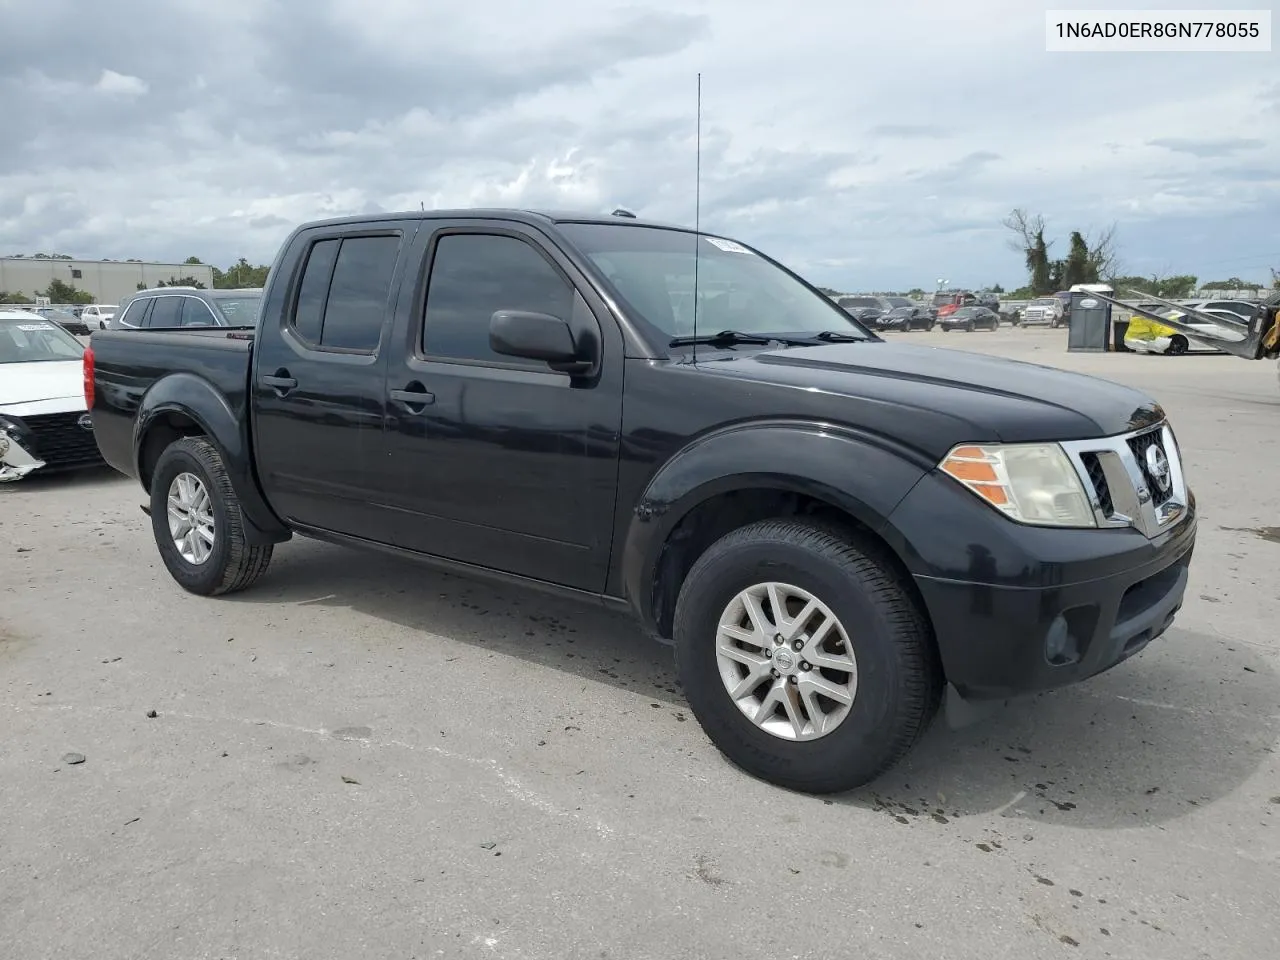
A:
[0,257,216,304]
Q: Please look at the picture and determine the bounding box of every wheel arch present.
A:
[134,373,290,545]
[619,422,933,641]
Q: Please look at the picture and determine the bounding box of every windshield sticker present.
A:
[16,323,54,331]
[703,236,754,255]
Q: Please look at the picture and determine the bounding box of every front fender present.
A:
[619,420,931,632]
[134,373,289,545]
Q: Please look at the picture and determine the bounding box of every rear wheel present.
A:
[673,519,942,794]
[150,436,274,596]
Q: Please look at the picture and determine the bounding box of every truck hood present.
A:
[714,340,1163,445]
[0,360,86,416]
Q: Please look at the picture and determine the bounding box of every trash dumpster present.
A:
[1066,292,1110,352]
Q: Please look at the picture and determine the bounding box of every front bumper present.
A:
[886,471,1197,701]
[0,412,103,481]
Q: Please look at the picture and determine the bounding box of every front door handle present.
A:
[390,382,435,412]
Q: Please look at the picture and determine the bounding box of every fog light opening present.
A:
[1045,615,1082,667]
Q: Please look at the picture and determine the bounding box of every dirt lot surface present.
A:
[3,326,1277,959]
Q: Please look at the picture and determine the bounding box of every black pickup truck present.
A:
[86,209,1196,793]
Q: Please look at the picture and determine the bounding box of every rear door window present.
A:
[319,235,400,351]
[292,239,341,344]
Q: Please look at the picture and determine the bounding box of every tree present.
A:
[212,257,270,289]
[156,275,207,288]
[1202,277,1263,292]
[0,290,28,303]
[1003,208,1120,293]
[1062,231,1096,289]
[1110,274,1198,299]
[184,256,203,265]
[40,278,94,304]
[1002,208,1053,295]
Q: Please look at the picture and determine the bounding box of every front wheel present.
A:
[150,436,274,596]
[673,519,942,794]
[1168,335,1189,356]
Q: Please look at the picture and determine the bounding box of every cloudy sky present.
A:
[0,0,1276,292]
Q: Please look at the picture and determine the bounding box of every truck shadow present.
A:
[226,540,1276,830]
[838,628,1278,829]
[226,538,684,703]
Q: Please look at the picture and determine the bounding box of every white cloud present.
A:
[0,0,1275,291]
[94,69,147,96]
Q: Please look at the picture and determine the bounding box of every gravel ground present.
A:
[2,325,1277,959]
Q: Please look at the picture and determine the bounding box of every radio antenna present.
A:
[691,72,702,364]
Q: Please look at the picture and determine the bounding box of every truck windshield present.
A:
[558,223,871,343]
[0,317,85,364]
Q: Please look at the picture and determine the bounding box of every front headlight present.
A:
[939,442,1096,528]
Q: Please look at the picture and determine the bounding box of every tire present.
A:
[966,322,975,333]
[1168,335,1188,356]
[672,519,943,794]
[150,436,273,596]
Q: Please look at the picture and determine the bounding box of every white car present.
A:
[0,310,104,481]
[80,303,118,330]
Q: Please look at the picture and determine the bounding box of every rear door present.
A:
[250,222,415,541]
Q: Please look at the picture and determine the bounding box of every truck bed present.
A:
[89,327,255,481]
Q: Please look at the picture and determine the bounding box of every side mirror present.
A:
[489,310,592,374]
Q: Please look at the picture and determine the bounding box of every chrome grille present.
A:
[1061,422,1188,539]
[1126,430,1174,507]
[1078,452,1114,515]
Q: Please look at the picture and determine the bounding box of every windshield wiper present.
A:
[811,330,869,342]
[669,330,791,347]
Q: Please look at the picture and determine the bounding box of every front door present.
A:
[251,223,414,541]
[382,222,624,593]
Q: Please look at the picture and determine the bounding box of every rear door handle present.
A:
[261,370,298,396]
[390,382,434,411]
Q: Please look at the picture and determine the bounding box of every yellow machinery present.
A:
[1088,289,1280,392]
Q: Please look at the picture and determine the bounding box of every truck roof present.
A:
[294,208,693,234]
